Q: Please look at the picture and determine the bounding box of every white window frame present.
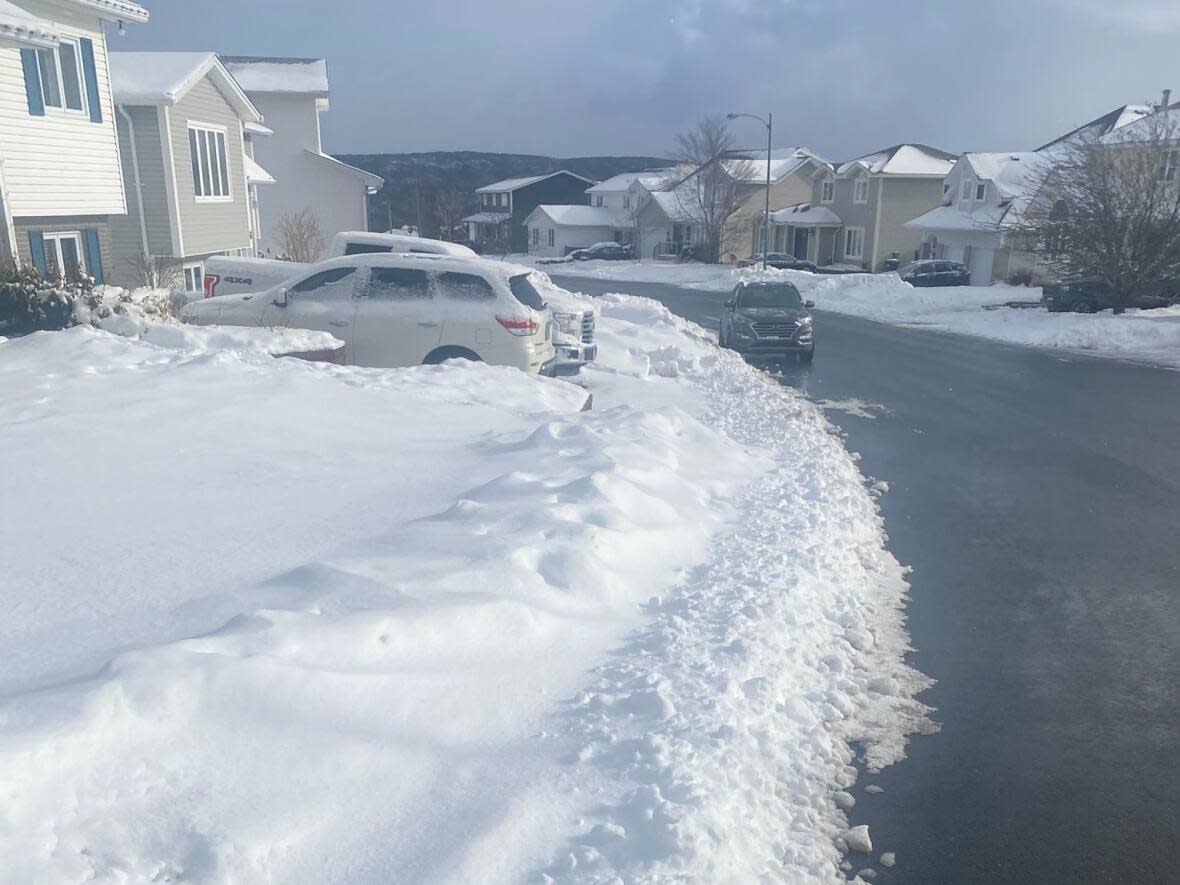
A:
[975,182,987,201]
[43,231,86,279]
[821,179,835,203]
[1161,149,1178,182]
[961,179,974,201]
[548,228,555,247]
[843,226,865,260]
[188,122,233,201]
[623,195,631,210]
[853,177,869,204]
[182,262,203,293]
[34,38,89,116]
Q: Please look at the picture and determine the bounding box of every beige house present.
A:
[720,148,827,261]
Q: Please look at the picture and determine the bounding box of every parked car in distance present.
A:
[897,260,971,287]
[1041,279,1179,313]
[182,253,557,376]
[203,232,478,299]
[718,280,815,363]
[737,253,817,272]
[571,242,634,261]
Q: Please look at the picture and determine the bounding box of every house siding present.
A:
[507,173,594,252]
[13,214,113,277]
[169,77,251,257]
[109,104,172,284]
[875,177,944,269]
[0,4,126,219]
[722,172,814,262]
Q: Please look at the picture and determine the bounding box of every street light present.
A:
[727,111,773,272]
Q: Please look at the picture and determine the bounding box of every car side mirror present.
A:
[273,287,289,307]
[725,299,735,308]
[805,300,815,309]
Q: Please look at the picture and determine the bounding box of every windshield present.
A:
[737,283,804,309]
[509,274,547,310]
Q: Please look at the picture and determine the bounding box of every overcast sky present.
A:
[122,0,1179,161]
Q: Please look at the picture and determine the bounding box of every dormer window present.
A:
[853,177,868,203]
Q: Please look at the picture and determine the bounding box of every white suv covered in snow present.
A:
[182,254,557,375]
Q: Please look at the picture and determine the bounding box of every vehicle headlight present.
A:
[797,316,813,328]
[552,312,579,335]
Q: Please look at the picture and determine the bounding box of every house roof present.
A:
[110,52,263,122]
[68,0,148,23]
[585,170,671,193]
[963,152,1050,200]
[1037,104,1154,151]
[1098,105,1180,146]
[304,150,383,191]
[476,169,596,194]
[0,0,57,47]
[770,202,841,226]
[646,190,697,223]
[837,144,957,177]
[905,203,1010,233]
[726,148,825,183]
[908,151,1054,232]
[461,211,512,224]
[244,154,275,185]
[525,205,625,228]
[221,56,330,97]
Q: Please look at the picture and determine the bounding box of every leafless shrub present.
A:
[124,253,183,289]
[276,209,325,263]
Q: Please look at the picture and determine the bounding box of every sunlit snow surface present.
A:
[0,287,929,883]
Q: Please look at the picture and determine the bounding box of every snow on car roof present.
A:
[221,56,330,95]
[310,251,533,283]
[0,0,57,47]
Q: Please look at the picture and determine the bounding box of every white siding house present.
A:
[0,0,149,281]
[221,56,382,257]
[523,204,621,258]
[108,51,268,291]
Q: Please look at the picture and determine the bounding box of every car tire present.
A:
[423,346,482,365]
[718,325,730,349]
[798,346,815,365]
[1071,300,1098,314]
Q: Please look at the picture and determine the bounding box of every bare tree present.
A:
[1013,111,1180,313]
[666,115,756,263]
[434,187,466,241]
[124,253,182,289]
[275,209,325,263]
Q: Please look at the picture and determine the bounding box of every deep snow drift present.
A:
[525,257,1180,368]
[0,286,928,884]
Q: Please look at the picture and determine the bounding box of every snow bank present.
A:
[0,292,929,883]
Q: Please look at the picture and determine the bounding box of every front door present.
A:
[352,266,441,367]
[793,227,809,260]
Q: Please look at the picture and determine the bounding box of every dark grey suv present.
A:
[718,280,815,363]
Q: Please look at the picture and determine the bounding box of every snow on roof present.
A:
[647,190,698,223]
[476,169,596,193]
[461,211,512,224]
[905,203,1010,233]
[585,170,671,193]
[110,52,262,122]
[770,202,841,226]
[726,148,824,183]
[838,144,956,177]
[244,154,274,185]
[1037,104,1155,151]
[244,120,273,136]
[1098,105,1180,146]
[526,205,624,228]
[67,0,148,23]
[221,56,329,96]
[963,152,1051,200]
[0,0,57,47]
[304,150,383,190]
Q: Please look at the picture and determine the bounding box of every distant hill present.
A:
[338,151,670,237]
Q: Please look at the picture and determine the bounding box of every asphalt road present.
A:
[552,275,1180,885]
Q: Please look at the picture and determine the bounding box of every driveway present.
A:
[552,274,1180,884]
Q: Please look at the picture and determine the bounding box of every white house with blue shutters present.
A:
[0,0,148,283]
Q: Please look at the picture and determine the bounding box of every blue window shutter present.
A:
[28,231,47,273]
[20,49,45,116]
[83,229,104,283]
[79,38,102,123]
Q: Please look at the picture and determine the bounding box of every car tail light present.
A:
[203,273,220,298]
[496,315,539,336]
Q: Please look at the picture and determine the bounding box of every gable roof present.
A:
[585,170,671,193]
[476,169,596,193]
[0,0,57,47]
[525,205,624,228]
[1037,104,1154,151]
[909,151,1055,233]
[66,0,148,22]
[837,143,956,177]
[1098,104,1180,147]
[963,152,1051,200]
[645,190,697,223]
[221,56,329,97]
[304,150,383,191]
[726,147,826,183]
[110,52,263,122]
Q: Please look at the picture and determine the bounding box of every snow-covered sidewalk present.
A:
[0,286,927,883]
[525,257,1180,369]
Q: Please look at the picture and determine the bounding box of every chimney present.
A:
[1161,89,1172,111]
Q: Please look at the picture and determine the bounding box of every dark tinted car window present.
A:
[508,274,546,310]
[737,283,804,309]
[438,272,496,300]
[368,267,431,299]
[344,242,393,255]
[290,266,357,293]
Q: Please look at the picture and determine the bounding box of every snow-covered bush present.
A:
[0,262,94,335]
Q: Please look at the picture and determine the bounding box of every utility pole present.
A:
[727,111,774,270]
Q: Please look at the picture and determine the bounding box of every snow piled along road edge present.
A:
[0,287,932,884]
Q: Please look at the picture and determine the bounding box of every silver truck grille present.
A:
[752,321,798,338]
[581,313,595,343]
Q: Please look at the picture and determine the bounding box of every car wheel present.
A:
[423,346,482,365]
[718,324,729,349]
[798,346,815,365]
[1071,300,1098,314]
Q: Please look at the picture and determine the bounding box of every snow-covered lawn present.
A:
[0,288,927,883]
[524,257,1180,368]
